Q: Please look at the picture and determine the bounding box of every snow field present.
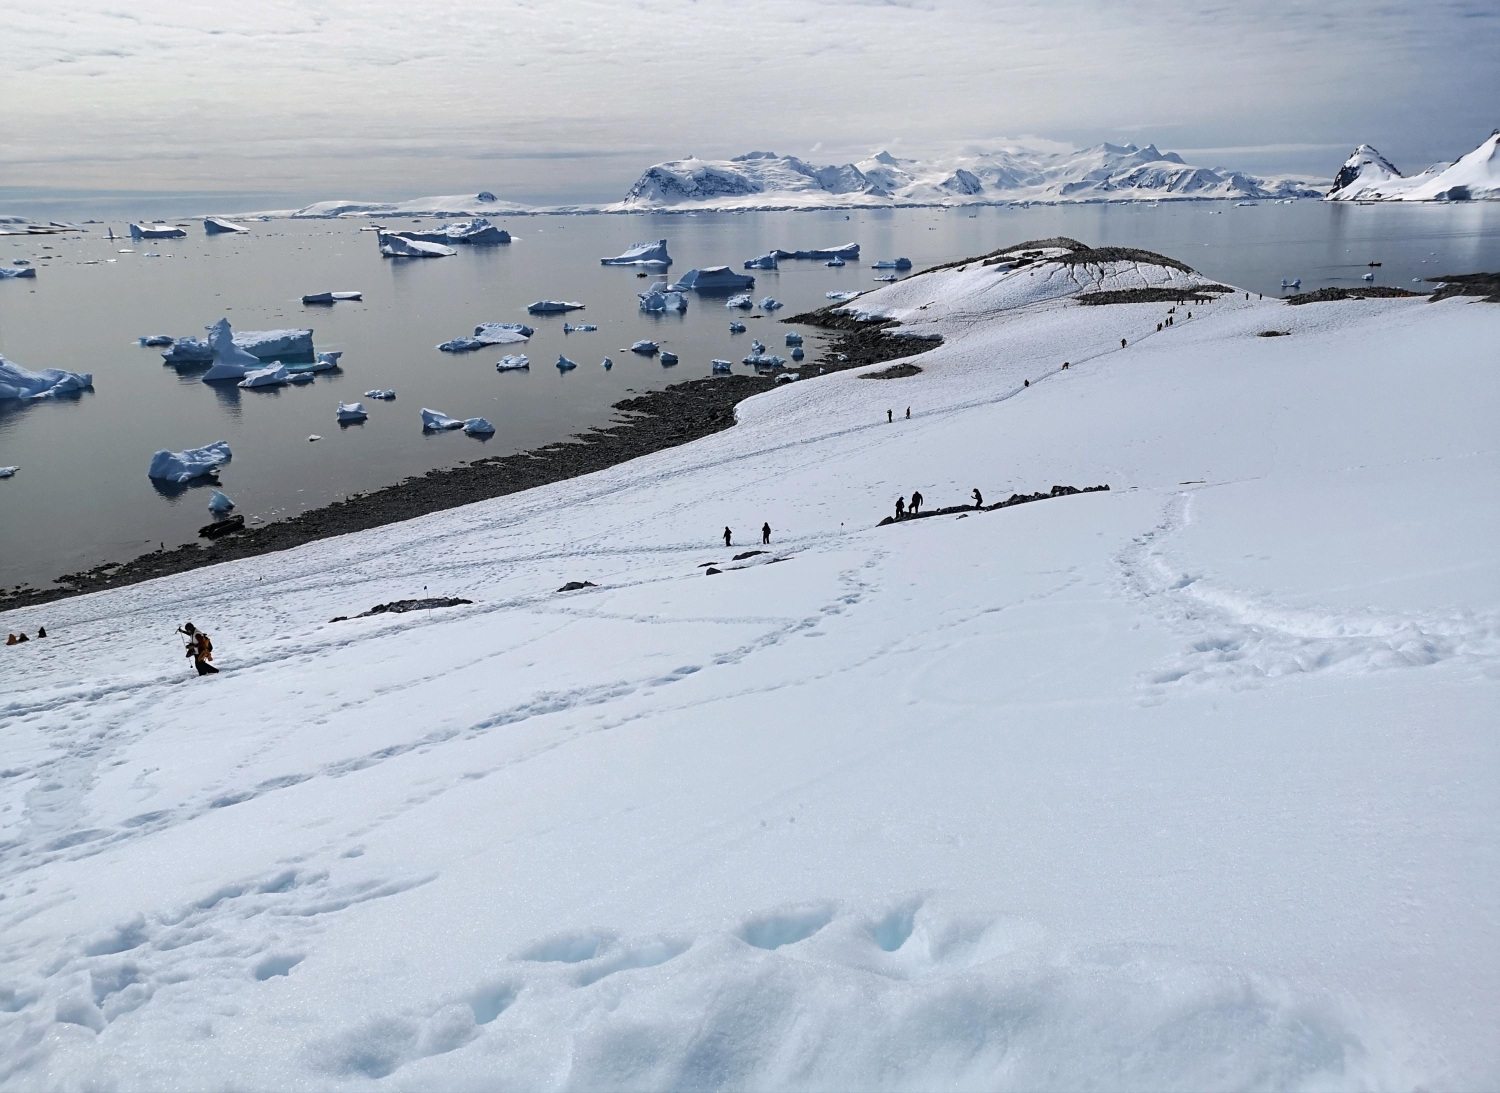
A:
[0,262,1497,1089]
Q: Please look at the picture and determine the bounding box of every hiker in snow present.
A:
[723,526,732,548]
[887,409,893,423]
[36,627,45,638]
[910,490,923,514]
[895,496,906,520]
[178,622,218,676]
[905,407,910,419]
[762,522,771,545]
[6,633,27,645]
[972,488,983,509]
[1062,361,1069,370]
[1121,338,1127,348]
[1023,379,1029,387]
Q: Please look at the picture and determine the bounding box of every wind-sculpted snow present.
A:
[0,250,1496,1089]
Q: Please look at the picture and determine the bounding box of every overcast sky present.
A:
[3,0,1497,210]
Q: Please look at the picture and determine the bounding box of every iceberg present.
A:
[659,351,678,365]
[711,359,732,373]
[238,364,290,388]
[726,294,754,309]
[670,267,755,291]
[638,289,688,313]
[759,297,783,310]
[138,335,174,347]
[378,232,455,258]
[826,290,862,302]
[751,340,765,354]
[201,319,268,381]
[562,322,598,333]
[0,466,16,478]
[421,408,464,430]
[336,402,368,423]
[729,321,746,333]
[161,338,211,362]
[147,441,231,483]
[775,372,799,384]
[785,332,803,345]
[302,291,362,304]
[744,252,778,270]
[743,352,787,367]
[287,372,314,385]
[463,417,495,436]
[0,266,37,279]
[203,217,249,235]
[207,490,235,514]
[128,223,187,240]
[600,357,613,370]
[556,354,578,371]
[528,300,585,314]
[791,346,805,360]
[391,218,510,246]
[0,354,93,401]
[365,388,396,399]
[872,258,912,269]
[825,256,846,267]
[601,239,672,267]
[775,243,859,260]
[630,340,659,355]
[438,322,533,352]
[495,355,530,371]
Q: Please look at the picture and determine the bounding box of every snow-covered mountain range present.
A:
[620,143,1320,210]
[1325,131,1500,201]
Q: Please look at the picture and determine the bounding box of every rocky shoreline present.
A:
[1,320,939,615]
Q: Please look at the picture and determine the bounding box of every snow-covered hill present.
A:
[2,244,1498,1089]
[1326,131,1500,201]
[619,143,1320,210]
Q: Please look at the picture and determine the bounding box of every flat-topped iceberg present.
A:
[166,326,316,364]
[602,239,671,267]
[777,243,859,260]
[463,417,495,436]
[744,252,778,270]
[1,267,37,279]
[711,359,732,372]
[438,322,533,352]
[302,291,361,304]
[201,318,266,382]
[630,340,659,354]
[638,288,688,313]
[0,354,93,401]
[147,441,231,483]
[528,300,585,314]
[421,408,464,431]
[336,402,368,423]
[129,223,187,240]
[203,217,249,235]
[495,355,530,371]
[670,267,755,291]
[238,364,290,389]
[378,232,455,258]
[872,258,912,270]
[391,218,509,246]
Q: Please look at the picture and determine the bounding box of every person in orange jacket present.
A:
[178,622,219,675]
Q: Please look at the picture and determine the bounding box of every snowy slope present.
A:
[1326,132,1500,201]
[2,250,1498,1090]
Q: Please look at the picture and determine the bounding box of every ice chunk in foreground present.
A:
[638,289,688,313]
[528,300,585,314]
[726,294,754,309]
[203,217,249,235]
[201,319,264,382]
[238,364,290,389]
[0,466,16,478]
[378,232,455,258]
[631,340,659,355]
[729,321,746,333]
[671,267,755,291]
[207,489,235,514]
[659,351,678,365]
[421,408,464,430]
[791,346,804,360]
[463,417,495,436]
[556,354,577,371]
[759,296,783,310]
[0,355,93,401]
[785,332,803,345]
[138,335,174,347]
[712,359,732,373]
[147,441,231,483]
[872,257,912,270]
[496,355,530,371]
[336,402,368,422]
[601,239,672,267]
[0,267,37,279]
[775,243,859,260]
[129,223,187,240]
[302,291,362,304]
[825,256,846,267]
[744,252,778,270]
[365,389,396,399]
[600,357,613,370]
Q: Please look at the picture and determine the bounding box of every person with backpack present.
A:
[972,488,983,509]
[178,622,219,675]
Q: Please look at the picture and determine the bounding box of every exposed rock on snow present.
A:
[670,267,755,292]
[602,239,671,267]
[0,354,93,400]
[336,402,368,423]
[378,232,455,258]
[128,223,186,239]
[146,440,230,482]
[203,217,249,235]
[1326,132,1500,202]
[420,408,464,431]
[528,300,585,314]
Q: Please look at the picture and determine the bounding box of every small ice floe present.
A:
[874,275,897,282]
[711,359,732,373]
[378,232,455,258]
[0,467,16,478]
[776,243,859,260]
[0,266,37,279]
[600,357,613,370]
[601,239,671,267]
[744,252,778,270]
[751,340,765,354]
[826,290,862,302]
[743,352,787,367]
[308,434,322,442]
[775,372,799,384]
[463,417,495,436]
[203,217,249,235]
[1281,278,1302,290]
[129,223,187,239]
[238,364,290,389]
[563,322,598,333]
[1362,272,1376,282]
[421,408,465,430]
[638,288,688,312]
[336,401,368,423]
[365,388,396,399]
[438,322,533,352]
[207,489,235,514]
[729,321,746,333]
[556,354,578,371]
[825,256,846,267]
[669,267,755,291]
[0,354,93,401]
[785,331,803,346]
[496,355,530,371]
[143,252,161,258]
[147,441,231,483]
[138,335,174,347]
[759,297,783,310]
[872,258,912,270]
[659,351,678,365]
[791,346,804,360]
[528,300,585,314]
[630,340,659,355]
[725,294,754,309]
[302,290,362,304]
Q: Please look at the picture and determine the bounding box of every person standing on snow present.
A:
[723,526,732,548]
[895,496,906,520]
[178,622,218,676]
[762,522,771,545]
[972,488,983,509]
[910,490,923,514]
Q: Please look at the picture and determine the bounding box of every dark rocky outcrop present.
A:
[878,484,1110,527]
[1285,286,1423,305]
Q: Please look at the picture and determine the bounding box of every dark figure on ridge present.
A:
[972,488,983,509]
[910,490,923,514]
[724,526,732,548]
[762,522,771,545]
[887,409,893,423]
[895,496,906,520]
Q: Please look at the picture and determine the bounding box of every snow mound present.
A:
[203,217,249,235]
[146,440,230,482]
[378,232,455,258]
[602,239,671,267]
[0,355,93,400]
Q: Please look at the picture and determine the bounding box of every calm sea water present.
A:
[2,201,1498,588]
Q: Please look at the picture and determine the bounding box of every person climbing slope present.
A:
[178,622,219,676]
[972,488,983,509]
[762,522,771,545]
[910,490,923,514]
